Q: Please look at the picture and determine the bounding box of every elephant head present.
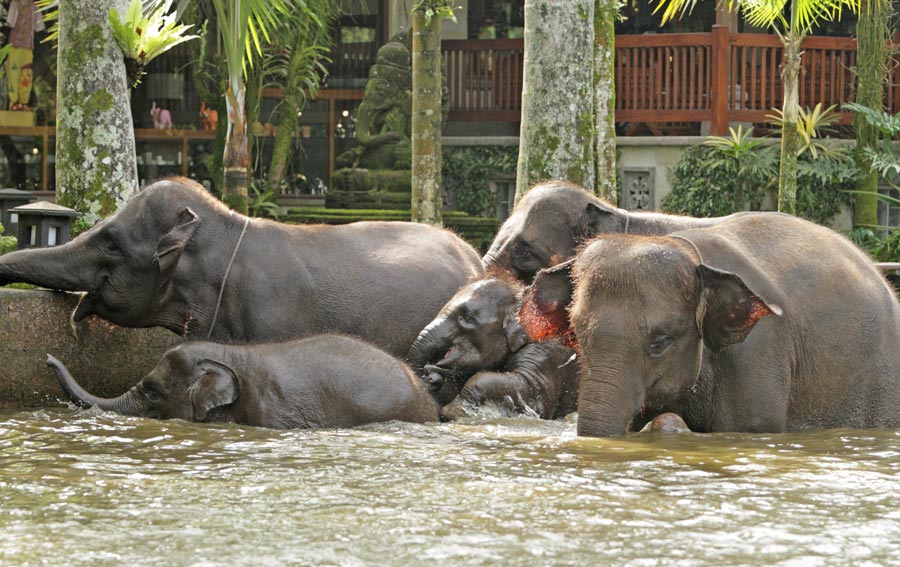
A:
[47,343,239,422]
[0,179,213,331]
[521,234,781,437]
[406,277,528,405]
[483,180,626,283]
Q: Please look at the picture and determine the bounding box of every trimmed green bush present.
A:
[0,223,16,255]
[443,145,517,217]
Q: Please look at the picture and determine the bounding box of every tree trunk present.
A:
[516,0,596,204]
[222,79,249,214]
[56,0,138,223]
[267,108,296,192]
[777,32,803,216]
[852,1,892,229]
[410,9,443,225]
[594,0,617,203]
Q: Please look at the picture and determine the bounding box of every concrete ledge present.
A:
[0,289,180,408]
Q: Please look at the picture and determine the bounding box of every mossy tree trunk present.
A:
[516,0,596,204]
[268,107,296,192]
[56,0,138,223]
[410,8,443,225]
[594,0,617,203]
[852,1,892,229]
[777,32,803,215]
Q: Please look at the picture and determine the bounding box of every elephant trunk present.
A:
[46,354,144,416]
[406,316,456,373]
[0,241,96,291]
[576,362,643,437]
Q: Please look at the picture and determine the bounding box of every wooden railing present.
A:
[616,27,870,134]
[438,30,899,135]
[441,39,524,121]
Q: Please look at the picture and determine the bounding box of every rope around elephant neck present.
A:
[207,217,250,339]
[619,209,630,234]
[669,234,704,264]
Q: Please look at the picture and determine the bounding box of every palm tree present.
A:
[264,0,335,192]
[210,0,292,214]
[655,0,856,215]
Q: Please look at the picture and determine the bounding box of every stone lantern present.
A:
[0,188,34,234]
[11,201,80,249]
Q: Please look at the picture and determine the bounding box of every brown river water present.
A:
[1,408,899,567]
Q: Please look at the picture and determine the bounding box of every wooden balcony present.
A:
[440,29,900,135]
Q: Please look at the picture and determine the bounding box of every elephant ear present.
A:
[520,259,577,348]
[697,264,783,352]
[578,201,618,239]
[155,208,200,282]
[504,306,529,353]
[189,359,239,421]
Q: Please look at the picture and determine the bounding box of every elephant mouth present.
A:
[435,346,462,368]
[72,292,96,322]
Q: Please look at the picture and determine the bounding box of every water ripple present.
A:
[1,409,900,566]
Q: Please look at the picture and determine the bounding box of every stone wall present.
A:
[0,289,180,408]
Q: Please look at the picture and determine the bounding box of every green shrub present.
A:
[0,223,16,255]
[663,140,857,224]
[662,145,772,217]
[443,145,517,217]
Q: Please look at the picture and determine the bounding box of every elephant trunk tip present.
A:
[46,353,63,369]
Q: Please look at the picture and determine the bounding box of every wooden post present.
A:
[710,25,729,136]
[327,97,335,192]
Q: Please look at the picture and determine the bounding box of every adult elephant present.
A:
[483,180,733,282]
[47,334,439,428]
[407,278,577,420]
[522,213,900,436]
[0,178,483,355]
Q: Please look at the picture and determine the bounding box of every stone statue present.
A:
[336,39,413,170]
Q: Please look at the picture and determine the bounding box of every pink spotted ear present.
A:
[519,260,578,349]
[697,264,783,352]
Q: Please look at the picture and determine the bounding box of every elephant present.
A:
[46,334,439,428]
[406,277,578,420]
[0,177,484,356]
[483,180,732,283]
[521,212,900,436]
[639,413,691,433]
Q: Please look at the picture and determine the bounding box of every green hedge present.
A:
[284,208,499,252]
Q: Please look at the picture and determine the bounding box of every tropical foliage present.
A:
[0,224,15,256]
[443,146,518,217]
[108,0,199,86]
[262,0,336,191]
[663,129,857,224]
[654,0,857,215]
[843,103,900,185]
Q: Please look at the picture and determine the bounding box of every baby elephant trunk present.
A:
[45,354,143,416]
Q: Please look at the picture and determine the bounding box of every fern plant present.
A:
[108,0,199,87]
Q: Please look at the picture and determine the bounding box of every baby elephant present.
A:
[407,277,578,420]
[47,334,439,429]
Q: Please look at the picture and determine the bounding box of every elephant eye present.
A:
[459,311,478,329]
[648,335,674,358]
[100,239,121,257]
[143,384,163,402]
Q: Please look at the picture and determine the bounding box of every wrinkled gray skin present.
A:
[406,278,578,420]
[0,178,483,356]
[483,180,731,283]
[47,334,439,428]
[523,213,900,436]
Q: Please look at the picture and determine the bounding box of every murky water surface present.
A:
[1,409,899,566]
